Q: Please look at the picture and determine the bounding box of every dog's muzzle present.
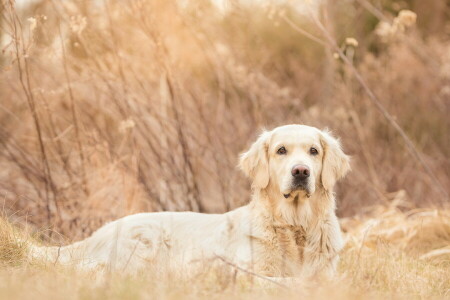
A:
[283,164,311,198]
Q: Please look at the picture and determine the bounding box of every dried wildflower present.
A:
[345,37,358,47]
[440,86,450,97]
[215,43,230,56]
[27,17,37,32]
[119,119,136,133]
[392,9,417,33]
[375,21,392,40]
[397,10,417,27]
[375,10,417,42]
[70,15,87,35]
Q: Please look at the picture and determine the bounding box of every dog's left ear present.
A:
[239,130,271,189]
[320,130,351,191]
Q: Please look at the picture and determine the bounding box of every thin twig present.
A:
[7,1,61,223]
[282,16,327,46]
[58,22,89,196]
[214,255,288,289]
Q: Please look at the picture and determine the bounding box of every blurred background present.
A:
[0,0,448,242]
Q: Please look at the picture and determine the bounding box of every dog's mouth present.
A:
[283,184,311,199]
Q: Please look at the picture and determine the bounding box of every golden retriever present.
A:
[30,124,350,278]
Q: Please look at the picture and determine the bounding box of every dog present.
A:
[30,124,350,279]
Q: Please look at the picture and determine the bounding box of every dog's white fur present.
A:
[31,124,350,278]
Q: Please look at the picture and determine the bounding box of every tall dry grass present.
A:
[1,0,447,241]
[0,0,449,298]
[0,200,449,299]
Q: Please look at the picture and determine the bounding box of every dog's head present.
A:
[239,125,350,200]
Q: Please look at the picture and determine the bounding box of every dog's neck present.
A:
[252,187,335,227]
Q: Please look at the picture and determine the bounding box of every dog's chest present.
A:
[273,224,307,260]
[252,224,307,276]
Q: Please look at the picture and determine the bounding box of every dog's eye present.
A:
[276,146,287,155]
[310,147,319,155]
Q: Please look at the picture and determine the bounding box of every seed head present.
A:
[27,17,37,32]
[119,119,136,133]
[70,15,87,35]
[345,37,359,47]
[397,10,417,28]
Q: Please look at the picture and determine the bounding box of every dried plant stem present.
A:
[58,24,89,196]
[8,2,61,223]
[214,255,288,289]
[164,73,204,212]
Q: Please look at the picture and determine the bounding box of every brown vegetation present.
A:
[1,0,447,240]
[0,0,449,298]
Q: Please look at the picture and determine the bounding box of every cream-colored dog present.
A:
[31,124,350,278]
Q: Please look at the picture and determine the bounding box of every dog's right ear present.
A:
[239,130,271,189]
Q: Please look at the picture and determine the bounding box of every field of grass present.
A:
[1,202,449,299]
[0,0,449,298]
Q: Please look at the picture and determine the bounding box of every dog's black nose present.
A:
[291,164,310,180]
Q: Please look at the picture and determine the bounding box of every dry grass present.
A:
[0,201,449,299]
[0,0,449,299]
[340,198,450,298]
[0,217,28,267]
